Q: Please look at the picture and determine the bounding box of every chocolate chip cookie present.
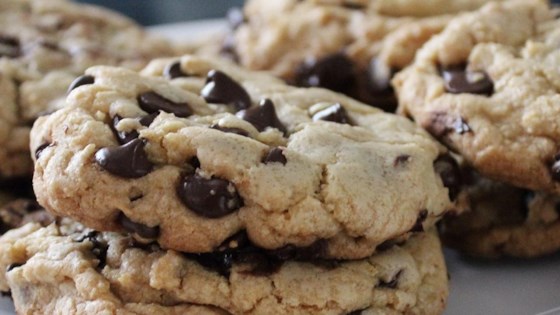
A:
[31,54,458,259]
[393,0,560,192]
[0,199,55,235]
[440,170,560,258]
[0,221,448,315]
[0,0,176,179]
[228,0,504,111]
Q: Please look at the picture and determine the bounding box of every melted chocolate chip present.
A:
[442,65,494,95]
[268,239,329,261]
[177,174,243,218]
[6,263,23,272]
[237,99,287,134]
[76,231,109,269]
[295,53,356,94]
[138,112,159,127]
[312,103,352,124]
[226,7,246,30]
[410,210,428,233]
[426,112,471,140]
[394,155,410,167]
[164,61,187,80]
[210,124,249,137]
[138,92,192,118]
[95,138,153,178]
[0,35,20,58]
[118,212,160,239]
[110,113,158,144]
[202,70,251,111]
[377,270,403,289]
[263,147,287,165]
[67,75,94,93]
[433,155,462,201]
[361,59,398,112]
[34,143,50,159]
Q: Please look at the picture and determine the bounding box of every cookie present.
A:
[393,0,560,192]
[0,221,448,315]
[440,170,560,258]
[0,0,176,179]
[227,0,504,111]
[0,199,55,235]
[31,54,458,259]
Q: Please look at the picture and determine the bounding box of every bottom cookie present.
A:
[440,172,560,258]
[0,221,447,315]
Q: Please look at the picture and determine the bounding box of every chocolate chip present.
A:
[110,113,158,144]
[188,156,201,169]
[376,238,402,252]
[376,270,403,289]
[67,75,94,93]
[410,210,428,233]
[426,112,471,140]
[177,174,243,218]
[6,263,23,272]
[394,155,410,167]
[210,124,249,137]
[268,239,329,261]
[442,65,493,95]
[164,61,187,80]
[138,112,159,127]
[76,231,109,269]
[550,153,560,182]
[138,92,192,118]
[433,155,462,201]
[117,212,160,239]
[34,143,50,159]
[95,138,153,178]
[294,53,356,94]
[0,35,20,58]
[342,3,365,9]
[347,310,365,315]
[312,103,352,124]
[202,70,251,111]
[263,147,287,165]
[237,99,287,134]
[220,33,239,63]
[452,117,471,134]
[226,7,246,30]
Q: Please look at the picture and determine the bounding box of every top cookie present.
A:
[0,0,176,178]
[228,0,507,111]
[31,55,458,259]
[393,0,560,193]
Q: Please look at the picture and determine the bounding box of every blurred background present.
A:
[76,0,244,25]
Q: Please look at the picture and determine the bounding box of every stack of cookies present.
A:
[225,0,560,259]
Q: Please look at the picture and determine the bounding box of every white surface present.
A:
[0,20,558,315]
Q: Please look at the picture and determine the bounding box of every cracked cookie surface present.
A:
[393,0,560,192]
[31,55,457,259]
[441,170,560,258]
[0,0,175,178]
[229,0,506,111]
[0,222,448,315]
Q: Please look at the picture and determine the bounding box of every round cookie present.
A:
[31,55,459,259]
[0,222,448,315]
[0,0,176,179]
[393,0,560,193]
[440,171,560,258]
[228,0,506,111]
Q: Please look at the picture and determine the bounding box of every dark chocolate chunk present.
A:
[138,92,192,118]
[210,124,249,137]
[177,174,243,218]
[433,155,462,201]
[76,231,109,269]
[268,239,329,261]
[394,155,410,167]
[263,147,287,165]
[0,35,20,58]
[294,53,356,94]
[189,156,201,169]
[118,212,160,239]
[34,143,51,159]
[377,270,403,289]
[67,75,94,93]
[410,210,428,233]
[110,113,158,144]
[237,99,287,134]
[95,138,153,178]
[6,263,23,272]
[164,61,187,80]
[227,7,246,30]
[312,103,352,124]
[442,65,493,95]
[138,112,159,127]
[201,70,251,111]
